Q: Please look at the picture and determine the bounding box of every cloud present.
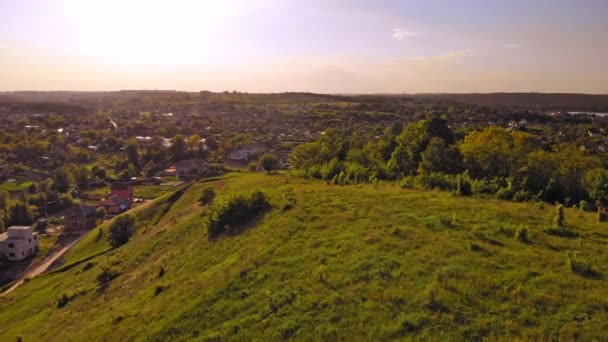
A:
[392,28,420,40]
[505,43,521,49]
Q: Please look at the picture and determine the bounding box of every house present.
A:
[229,144,266,161]
[159,159,208,179]
[99,195,131,215]
[64,204,97,231]
[111,182,134,202]
[0,226,39,261]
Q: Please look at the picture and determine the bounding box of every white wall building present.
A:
[0,226,39,261]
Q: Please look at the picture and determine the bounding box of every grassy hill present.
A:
[1,173,607,340]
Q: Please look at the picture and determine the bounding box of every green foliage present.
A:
[259,153,279,173]
[247,162,258,172]
[515,226,529,242]
[456,173,472,196]
[206,190,270,238]
[199,187,216,206]
[588,168,608,206]
[9,202,34,226]
[96,267,120,290]
[554,204,565,228]
[107,214,135,248]
[2,173,608,341]
[53,166,75,193]
[567,252,601,278]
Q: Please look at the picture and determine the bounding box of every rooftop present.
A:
[8,226,32,231]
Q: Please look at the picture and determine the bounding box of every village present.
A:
[3,91,608,287]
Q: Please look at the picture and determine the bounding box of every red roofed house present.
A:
[110,182,134,202]
[99,195,131,215]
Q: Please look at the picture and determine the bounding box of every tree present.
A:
[0,189,8,211]
[188,134,202,153]
[9,202,34,226]
[169,134,187,161]
[289,142,323,170]
[460,127,513,179]
[93,167,107,180]
[259,153,279,173]
[73,166,90,189]
[125,138,140,168]
[53,166,75,193]
[418,137,462,174]
[587,169,608,207]
[108,214,135,248]
[387,145,415,177]
[144,136,167,164]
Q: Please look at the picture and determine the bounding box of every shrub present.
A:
[199,187,216,205]
[513,190,530,202]
[554,204,565,228]
[247,162,258,172]
[97,267,120,289]
[56,293,71,308]
[456,174,472,196]
[321,158,344,181]
[414,172,457,192]
[545,205,578,238]
[495,187,514,200]
[206,190,271,238]
[578,200,590,211]
[515,226,529,242]
[107,214,135,248]
[154,285,165,296]
[544,227,579,238]
[259,153,279,173]
[567,252,601,278]
[281,188,297,211]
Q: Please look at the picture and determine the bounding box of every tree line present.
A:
[289,117,608,211]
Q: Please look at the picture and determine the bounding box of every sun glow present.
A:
[58,0,244,65]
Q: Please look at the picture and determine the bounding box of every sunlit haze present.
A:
[1,0,607,93]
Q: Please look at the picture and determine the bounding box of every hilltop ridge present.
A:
[0,173,607,340]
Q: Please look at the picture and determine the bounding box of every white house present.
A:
[0,226,39,261]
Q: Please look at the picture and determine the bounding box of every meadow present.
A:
[0,172,606,340]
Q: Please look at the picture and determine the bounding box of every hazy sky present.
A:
[1,0,607,93]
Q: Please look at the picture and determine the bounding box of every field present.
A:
[0,173,607,340]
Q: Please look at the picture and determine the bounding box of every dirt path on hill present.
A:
[1,235,83,296]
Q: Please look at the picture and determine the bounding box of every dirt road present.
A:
[1,237,82,296]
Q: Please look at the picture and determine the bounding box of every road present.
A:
[1,237,82,296]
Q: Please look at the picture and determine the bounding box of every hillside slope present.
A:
[0,173,607,340]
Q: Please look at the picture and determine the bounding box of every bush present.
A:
[199,187,216,205]
[247,162,258,172]
[108,214,135,248]
[544,227,579,238]
[456,174,472,196]
[545,205,578,238]
[259,153,279,173]
[513,190,530,202]
[554,204,565,228]
[567,252,601,278]
[515,226,529,242]
[97,267,120,289]
[578,200,590,211]
[154,285,165,296]
[495,187,514,200]
[206,190,271,238]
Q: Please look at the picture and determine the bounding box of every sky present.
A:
[0,0,607,93]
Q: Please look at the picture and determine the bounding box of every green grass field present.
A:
[0,172,607,340]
